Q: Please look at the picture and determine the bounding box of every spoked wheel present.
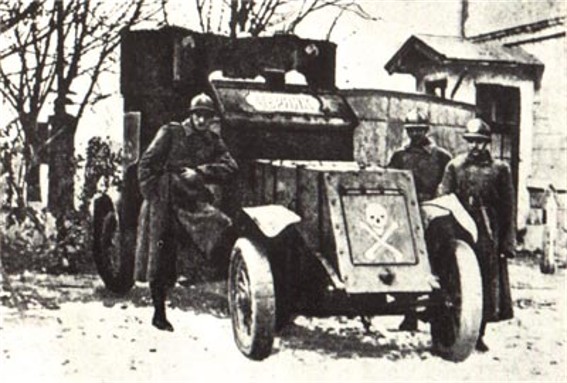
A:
[228,238,276,360]
[430,239,482,362]
[92,194,135,294]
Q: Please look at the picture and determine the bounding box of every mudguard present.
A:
[421,194,478,243]
[242,205,301,238]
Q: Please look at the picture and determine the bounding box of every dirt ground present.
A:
[1,257,565,383]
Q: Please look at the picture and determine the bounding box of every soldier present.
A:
[135,93,239,332]
[388,109,452,331]
[437,118,515,352]
[389,109,453,202]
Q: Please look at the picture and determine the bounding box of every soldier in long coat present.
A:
[389,109,452,202]
[135,93,238,331]
[437,118,515,352]
[388,109,452,331]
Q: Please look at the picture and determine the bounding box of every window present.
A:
[425,79,447,99]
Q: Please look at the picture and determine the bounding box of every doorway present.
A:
[475,84,521,193]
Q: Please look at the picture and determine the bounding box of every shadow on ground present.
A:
[94,281,229,318]
[2,272,229,317]
[277,321,432,360]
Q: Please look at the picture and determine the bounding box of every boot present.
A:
[398,312,418,331]
[475,337,489,352]
[475,320,488,351]
[360,316,373,334]
[150,283,174,332]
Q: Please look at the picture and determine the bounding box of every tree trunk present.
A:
[26,165,41,202]
[26,121,50,203]
[47,113,77,219]
[21,114,42,204]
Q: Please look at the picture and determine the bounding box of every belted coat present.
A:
[134,122,238,287]
[437,150,515,322]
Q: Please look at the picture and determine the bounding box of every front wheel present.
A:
[430,239,482,362]
[228,238,276,360]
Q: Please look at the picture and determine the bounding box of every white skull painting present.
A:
[365,203,388,237]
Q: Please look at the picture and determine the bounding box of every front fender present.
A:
[242,205,301,238]
[421,194,478,243]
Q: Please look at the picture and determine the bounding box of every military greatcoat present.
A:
[134,122,238,287]
[437,150,515,322]
[389,138,452,202]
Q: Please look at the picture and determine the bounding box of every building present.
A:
[384,1,566,255]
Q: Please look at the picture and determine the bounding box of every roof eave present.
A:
[387,56,544,76]
[385,35,446,75]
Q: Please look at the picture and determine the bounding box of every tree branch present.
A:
[195,0,206,33]
[249,0,279,36]
[0,56,22,111]
[62,1,89,96]
[75,43,110,121]
[160,0,169,25]
[0,1,40,35]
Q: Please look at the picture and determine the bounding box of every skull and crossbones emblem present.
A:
[361,203,404,262]
[365,203,389,237]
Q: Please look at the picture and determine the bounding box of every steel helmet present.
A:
[189,93,216,114]
[404,109,429,129]
[464,118,491,142]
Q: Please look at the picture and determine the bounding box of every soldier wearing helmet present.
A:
[136,93,238,332]
[188,92,217,132]
[389,109,453,202]
[437,118,515,352]
[388,109,453,331]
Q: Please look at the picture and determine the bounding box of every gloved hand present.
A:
[180,167,200,184]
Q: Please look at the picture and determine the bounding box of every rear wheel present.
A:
[430,239,482,362]
[228,238,276,360]
[92,194,135,294]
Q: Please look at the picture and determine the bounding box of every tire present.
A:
[92,194,135,294]
[228,238,276,360]
[430,239,482,362]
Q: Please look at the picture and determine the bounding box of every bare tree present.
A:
[194,0,376,38]
[0,1,166,218]
[0,1,56,206]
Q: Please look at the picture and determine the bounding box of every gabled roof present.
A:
[385,34,543,75]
